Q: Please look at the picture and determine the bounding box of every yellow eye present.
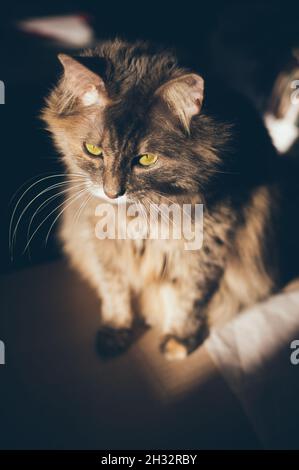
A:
[138,153,158,166]
[84,143,103,156]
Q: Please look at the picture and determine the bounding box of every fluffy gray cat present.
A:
[42,39,297,359]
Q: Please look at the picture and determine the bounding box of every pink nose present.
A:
[103,170,125,199]
[103,184,125,199]
[104,188,120,199]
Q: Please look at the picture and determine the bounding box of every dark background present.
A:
[1,0,299,274]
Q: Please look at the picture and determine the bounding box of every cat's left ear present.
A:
[58,54,109,107]
[155,74,204,130]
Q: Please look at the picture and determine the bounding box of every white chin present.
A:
[89,186,128,204]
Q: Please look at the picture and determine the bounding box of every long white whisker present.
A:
[139,201,149,229]
[9,174,85,259]
[136,201,147,237]
[23,187,88,254]
[45,188,89,246]
[10,178,85,259]
[145,196,179,237]
[9,172,85,206]
[26,183,78,262]
[26,182,86,251]
[72,192,92,229]
[9,173,84,212]
[152,190,191,219]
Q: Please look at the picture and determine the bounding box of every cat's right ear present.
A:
[155,73,204,131]
[58,54,109,107]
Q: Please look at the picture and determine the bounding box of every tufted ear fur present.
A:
[58,54,109,107]
[155,73,204,130]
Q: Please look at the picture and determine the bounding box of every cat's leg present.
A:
[74,256,135,356]
[61,218,135,355]
[157,186,277,360]
[139,277,209,360]
[92,265,137,357]
[158,282,209,360]
[139,253,224,360]
[98,270,132,329]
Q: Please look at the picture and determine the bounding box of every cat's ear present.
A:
[58,54,109,107]
[155,74,204,130]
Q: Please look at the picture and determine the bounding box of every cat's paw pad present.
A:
[160,336,188,361]
[96,326,133,358]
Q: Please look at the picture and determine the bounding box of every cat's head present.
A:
[42,40,230,204]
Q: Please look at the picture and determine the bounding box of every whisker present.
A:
[72,192,92,229]
[23,187,88,254]
[145,196,180,235]
[10,178,85,259]
[9,172,85,206]
[26,182,86,254]
[137,201,148,236]
[45,188,89,246]
[206,168,239,175]
[151,190,197,219]
[9,173,85,259]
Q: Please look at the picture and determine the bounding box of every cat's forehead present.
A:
[102,98,150,142]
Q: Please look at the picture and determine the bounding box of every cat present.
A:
[41,38,295,360]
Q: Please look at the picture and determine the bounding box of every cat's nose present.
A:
[104,187,125,199]
[103,180,126,199]
[103,166,126,199]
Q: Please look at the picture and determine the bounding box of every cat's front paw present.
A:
[96,326,134,358]
[160,329,208,360]
[160,335,189,361]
